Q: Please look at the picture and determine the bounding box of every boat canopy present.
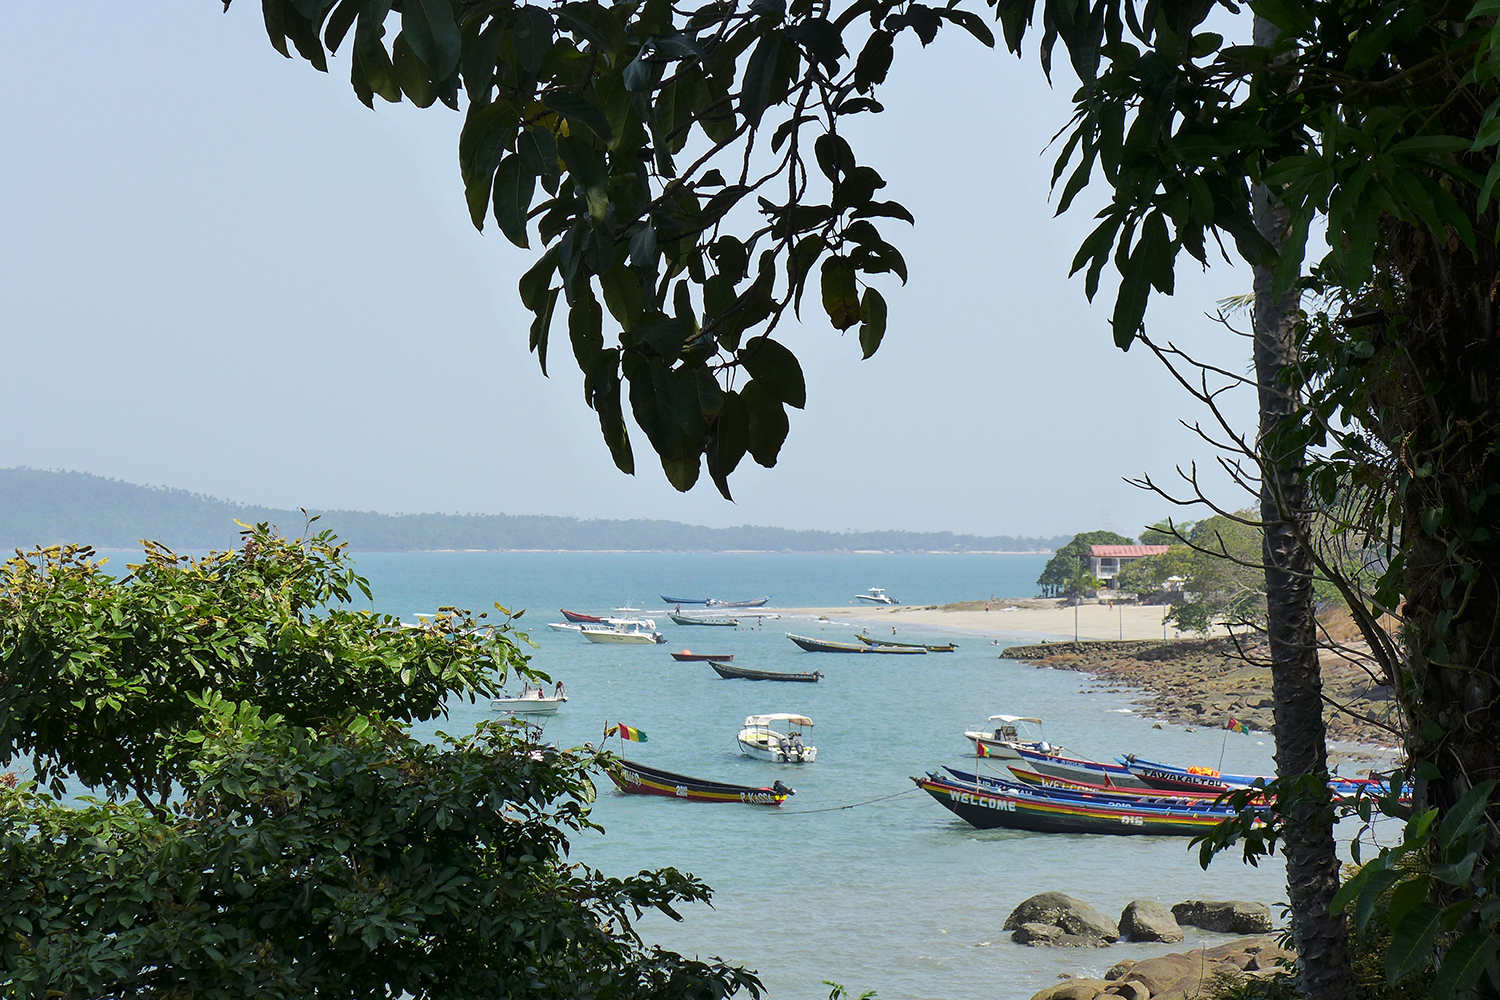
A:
[989,715,1043,725]
[744,713,814,727]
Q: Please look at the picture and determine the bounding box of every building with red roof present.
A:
[1086,544,1169,586]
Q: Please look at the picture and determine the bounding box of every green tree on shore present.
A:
[0,526,760,999]
[1035,531,1133,597]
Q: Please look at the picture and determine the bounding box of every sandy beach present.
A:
[771,600,1221,642]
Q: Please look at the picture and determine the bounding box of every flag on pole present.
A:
[975,742,992,757]
[605,723,649,742]
[1225,718,1251,735]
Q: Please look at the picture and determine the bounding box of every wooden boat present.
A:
[786,633,926,653]
[857,634,958,652]
[712,662,824,682]
[1005,765,1236,803]
[671,650,734,662]
[913,769,1242,836]
[660,595,708,604]
[607,759,794,805]
[1011,746,1153,789]
[1121,756,1268,793]
[670,612,740,627]
[560,609,605,623]
[708,596,771,608]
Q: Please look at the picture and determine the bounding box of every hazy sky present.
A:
[1,4,1260,537]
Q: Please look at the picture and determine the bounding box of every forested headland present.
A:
[0,469,1065,554]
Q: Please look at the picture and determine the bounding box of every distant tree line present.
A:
[1,469,1068,554]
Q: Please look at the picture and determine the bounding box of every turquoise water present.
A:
[354,553,1313,1000]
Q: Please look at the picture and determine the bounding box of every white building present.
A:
[1086,544,1169,587]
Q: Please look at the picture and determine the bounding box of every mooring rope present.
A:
[778,784,923,815]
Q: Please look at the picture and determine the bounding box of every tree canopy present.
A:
[1035,529,1132,595]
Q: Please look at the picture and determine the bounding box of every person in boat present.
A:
[553,680,566,698]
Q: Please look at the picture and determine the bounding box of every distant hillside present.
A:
[0,469,1067,554]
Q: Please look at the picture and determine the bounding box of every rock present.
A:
[1005,892,1120,943]
[1014,922,1064,945]
[1114,954,1199,996]
[1104,960,1138,982]
[1030,980,1112,1000]
[1119,900,1184,943]
[1104,982,1150,1000]
[1172,900,1273,934]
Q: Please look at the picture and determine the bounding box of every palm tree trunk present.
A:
[1252,18,1356,992]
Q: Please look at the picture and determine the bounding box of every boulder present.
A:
[1013,922,1111,948]
[1104,982,1150,1000]
[1104,960,1138,982]
[1005,892,1120,943]
[1113,953,1199,996]
[1172,900,1273,934]
[1030,979,1113,1000]
[1119,900,1184,943]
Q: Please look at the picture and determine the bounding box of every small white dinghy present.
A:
[492,681,568,715]
[737,713,817,763]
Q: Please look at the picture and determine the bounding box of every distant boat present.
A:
[857,634,957,652]
[737,713,817,763]
[491,682,567,715]
[560,609,605,623]
[581,623,665,644]
[547,622,585,632]
[670,612,740,627]
[785,633,925,654]
[708,596,771,608]
[671,650,734,662]
[712,662,823,682]
[607,760,794,805]
[854,587,898,605]
[661,595,708,604]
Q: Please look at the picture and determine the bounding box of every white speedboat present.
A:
[548,622,585,632]
[581,622,665,644]
[962,715,1060,760]
[854,587,898,605]
[737,713,817,763]
[492,682,568,714]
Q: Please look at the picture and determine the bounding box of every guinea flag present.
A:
[976,742,992,757]
[607,723,649,742]
[1226,718,1251,735]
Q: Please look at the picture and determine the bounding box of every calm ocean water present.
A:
[353,552,1319,1000]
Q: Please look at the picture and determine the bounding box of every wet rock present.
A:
[1172,900,1273,934]
[1104,960,1137,982]
[1030,979,1112,1000]
[1104,982,1150,1000]
[1119,900,1184,943]
[1006,892,1121,944]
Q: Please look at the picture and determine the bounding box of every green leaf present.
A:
[706,389,749,499]
[529,287,561,376]
[543,92,615,144]
[820,256,860,330]
[513,6,554,75]
[1386,903,1445,983]
[854,30,894,91]
[1437,779,1496,850]
[492,155,537,248]
[740,34,781,126]
[740,336,806,408]
[1433,930,1500,1000]
[1355,865,1404,932]
[392,34,438,107]
[1332,854,1388,913]
[401,0,461,78]
[741,379,789,467]
[858,287,886,359]
[458,100,517,229]
[592,349,634,474]
[1386,875,1430,934]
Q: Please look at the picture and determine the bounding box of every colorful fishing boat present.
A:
[671,650,734,662]
[1011,746,1153,789]
[786,633,926,653]
[1120,756,1253,793]
[913,768,1244,836]
[711,662,824,682]
[560,609,606,623]
[1005,765,1239,803]
[607,760,794,805]
[670,613,740,627]
[857,634,958,652]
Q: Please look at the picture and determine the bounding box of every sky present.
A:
[0,3,1261,538]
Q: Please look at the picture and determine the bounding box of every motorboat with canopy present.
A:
[736,713,817,763]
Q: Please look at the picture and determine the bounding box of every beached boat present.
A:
[607,759,794,805]
[854,587,898,605]
[737,713,817,763]
[671,650,734,662]
[786,633,926,653]
[857,634,958,652]
[670,612,740,627]
[560,609,605,623]
[491,681,568,715]
[712,663,824,682]
[962,715,1057,760]
[581,623,665,644]
[708,596,771,608]
[660,595,708,604]
[913,768,1243,836]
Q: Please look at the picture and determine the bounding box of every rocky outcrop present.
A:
[1029,936,1295,1000]
[1172,900,1273,935]
[1119,900,1184,943]
[1006,893,1120,946]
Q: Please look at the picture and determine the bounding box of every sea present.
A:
[342,551,1374,1000]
